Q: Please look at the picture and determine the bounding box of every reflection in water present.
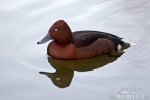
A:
[40,68,74,88]
[40,47,129,88]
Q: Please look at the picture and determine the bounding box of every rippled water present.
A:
[0,0,150,100]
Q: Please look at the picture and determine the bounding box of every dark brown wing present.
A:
[72,31,123,48]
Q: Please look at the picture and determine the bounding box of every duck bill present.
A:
[37,33,52,44]
[39,72,54,79]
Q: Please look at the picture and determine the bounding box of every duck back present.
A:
[72,31,123,48]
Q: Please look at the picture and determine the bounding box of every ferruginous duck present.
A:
[37,20,129,59]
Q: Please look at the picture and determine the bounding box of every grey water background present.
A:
[0,0,150,100]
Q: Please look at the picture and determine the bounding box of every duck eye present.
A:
[55,28,58,32]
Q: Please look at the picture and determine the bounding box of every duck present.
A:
[37,20,129,60]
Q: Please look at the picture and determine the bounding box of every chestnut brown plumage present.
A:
[38,20,129,59]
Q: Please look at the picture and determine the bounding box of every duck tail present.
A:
[121,41,130,47]
[117,41,130,51]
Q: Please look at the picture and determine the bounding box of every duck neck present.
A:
[56,31,73,44]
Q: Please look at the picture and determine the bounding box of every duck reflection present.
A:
[39,43,130,88]
[40,68,74,88]
[39,48,128,88]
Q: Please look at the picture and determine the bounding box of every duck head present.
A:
[37,20,73,44]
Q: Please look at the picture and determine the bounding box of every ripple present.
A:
[7,31,54,72]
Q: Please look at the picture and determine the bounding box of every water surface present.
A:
[0,0,150,100]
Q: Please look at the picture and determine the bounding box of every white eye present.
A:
[55,28,58,31]
[56,78,61,81]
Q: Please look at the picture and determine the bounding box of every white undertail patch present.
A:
[117,44,122,52]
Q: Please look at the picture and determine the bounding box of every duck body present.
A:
[37,20,127,60]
